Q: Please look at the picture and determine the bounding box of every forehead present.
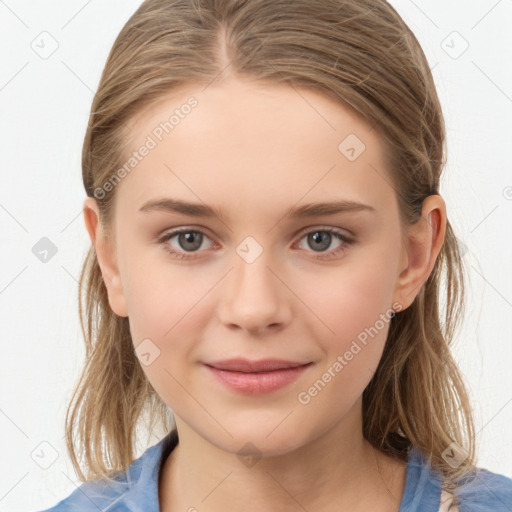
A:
[115,78,396,219]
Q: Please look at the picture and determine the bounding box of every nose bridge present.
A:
[232,234,279,300]
[218,234,290,330]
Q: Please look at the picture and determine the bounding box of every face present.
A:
[86,77,435,457]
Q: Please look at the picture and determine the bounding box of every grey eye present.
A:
[177,231,203,251]
[307,231,334,252]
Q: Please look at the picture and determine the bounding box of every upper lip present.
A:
[205,358,311,373]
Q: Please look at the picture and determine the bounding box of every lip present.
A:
[204,359,313,395]
[206,358,310,372]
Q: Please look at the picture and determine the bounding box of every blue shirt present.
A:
[37,430,512,511]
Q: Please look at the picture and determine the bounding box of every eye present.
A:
[158,228,215,260]
[295,227,354,259]
[158,226,354,261]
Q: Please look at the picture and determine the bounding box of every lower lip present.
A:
[204,363,312,395]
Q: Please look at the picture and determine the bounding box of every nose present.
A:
[217,244,292,335]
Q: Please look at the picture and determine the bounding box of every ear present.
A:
[83,197,128,317]
[392,195,447,311]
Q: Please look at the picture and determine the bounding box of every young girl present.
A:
[39,0,512,511]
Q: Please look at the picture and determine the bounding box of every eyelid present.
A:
[158,224,355,260]
[294,224,353,240]
[158,225,352,244]
[292,225,354,260]
[158,225,218,248]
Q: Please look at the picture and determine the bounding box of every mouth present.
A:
[203,359,313,395]
[205,358,312,372]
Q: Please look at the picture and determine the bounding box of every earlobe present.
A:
[82,198,129,318]
[392,195,447,310]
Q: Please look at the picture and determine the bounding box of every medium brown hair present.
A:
[67,0,475,497]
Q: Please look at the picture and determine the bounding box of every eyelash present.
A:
[157,226,355,261]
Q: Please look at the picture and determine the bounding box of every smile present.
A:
[203,359,313,395]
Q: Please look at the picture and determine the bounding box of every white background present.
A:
[1,1,511,510]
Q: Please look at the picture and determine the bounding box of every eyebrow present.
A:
[138,197,376,220]
[139,198,375,220]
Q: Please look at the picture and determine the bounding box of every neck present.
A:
[159,400,406,512]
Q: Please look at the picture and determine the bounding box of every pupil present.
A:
[309,231,331,252]
[179,232,202,251]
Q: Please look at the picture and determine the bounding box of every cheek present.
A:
[120,242,213,340]
[292,244,399,400]
[304,253,398,348]
[119,249,216,395]
[122,263,207,413]
[293,270,394,429]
